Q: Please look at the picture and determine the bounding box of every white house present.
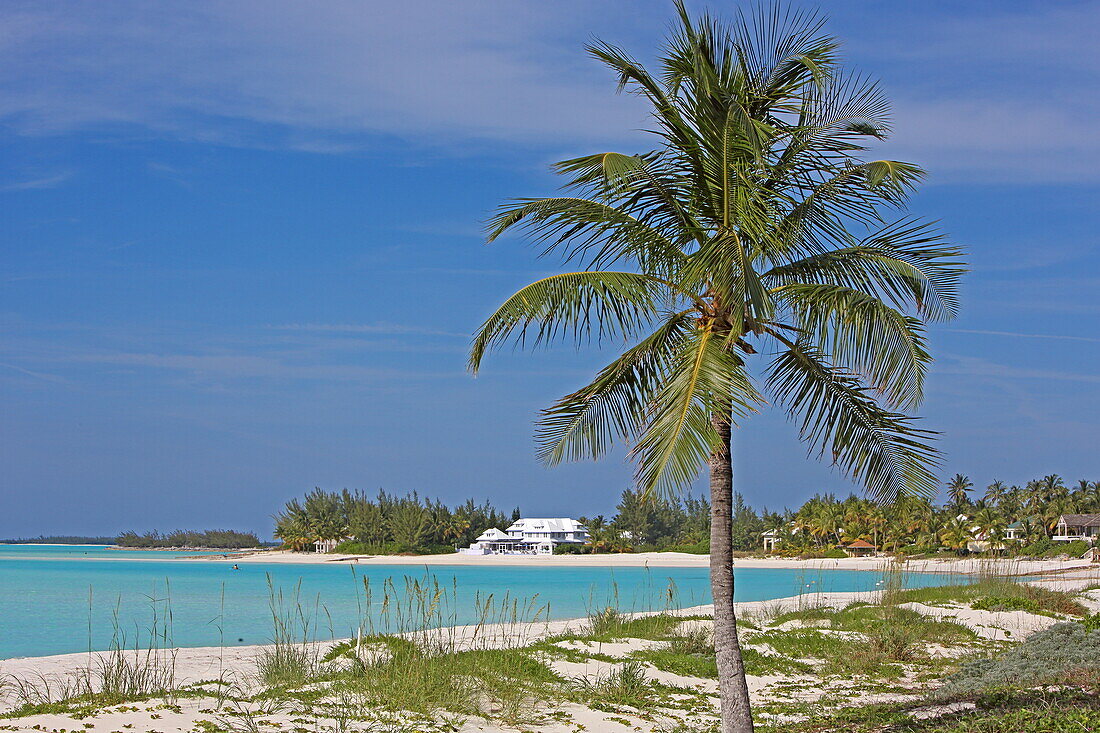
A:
[461,518,589,555]
[313,537,348,553]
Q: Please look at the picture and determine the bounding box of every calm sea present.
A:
[0,545,956,659]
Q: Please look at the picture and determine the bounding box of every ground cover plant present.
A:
[891,577,1087,617]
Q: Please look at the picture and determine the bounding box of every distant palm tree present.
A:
[946,474,974,512]
[983,480,1007,506]
[469,6,962,731]
[940,516,972,554]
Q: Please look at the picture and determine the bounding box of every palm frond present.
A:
[631,328,761,497]
[766,340,940,502]
[536,312,695,465]
[774,282,931,409]
[469,271,665,373]
[485,197,685,275]
[764,219,964,322]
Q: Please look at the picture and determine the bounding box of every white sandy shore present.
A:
[208,548,1097,576]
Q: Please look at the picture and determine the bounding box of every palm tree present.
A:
[983,480,1007,507]
[468,6,961,731]
[945,474,973,513]
[939,516,972,555]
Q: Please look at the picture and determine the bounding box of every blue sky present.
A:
[2,1,1098,538]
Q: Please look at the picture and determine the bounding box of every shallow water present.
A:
[0,545,957,659]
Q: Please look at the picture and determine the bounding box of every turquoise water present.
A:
[0,545,957,659]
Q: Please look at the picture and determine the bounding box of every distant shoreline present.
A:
[199,548,1097,576]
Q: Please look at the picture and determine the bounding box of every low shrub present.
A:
[672,539,710,554]
[972,595,1045,615]
[1056,539,1090,558]
[553,543,591,555]
[331,540,453,555]
[822,547,849,559]
[942,622,1100,696]
[1017,537,1054,557]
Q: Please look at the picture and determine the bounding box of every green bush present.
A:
[672,539,710,554]
[1018,536,1054,557]
[332,540,454,555]
[823,547,849,559]
[553,543,591,555]
[1056,539,1090,558]
[943,622,1100,695]
[972,595,1044,615]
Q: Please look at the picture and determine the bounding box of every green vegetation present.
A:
[892,577,1087,617]
[943,622,1100,695]
[754,689,1100,733]
[115,530,261,549]
[272,487,515,553]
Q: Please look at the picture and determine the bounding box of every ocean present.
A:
[0,545,957,659]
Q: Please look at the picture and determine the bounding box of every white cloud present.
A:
[0,170,73,190]
[0,1,649,152]
[1,2,1096,181]
[270,322,466,337]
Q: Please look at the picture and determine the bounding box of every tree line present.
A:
[271,473,1099,557]
[273,488,518,554]
[571,489,774,554]
[115,529,262,549]
[770,473,1100,556]
[0,535,116,545]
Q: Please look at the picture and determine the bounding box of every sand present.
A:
[210,548,1096,577]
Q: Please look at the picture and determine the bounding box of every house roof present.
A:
[1059,514,1100,528]
[475,528,511,541]
[506,518,587,533]
[845,539,876,549]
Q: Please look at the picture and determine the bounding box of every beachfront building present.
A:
[762,528,780,551]
[843,539,876,557]
[313,537,349,553]
[1004,521,1027,543]
[1054,514,1100,544]
[460,518,589,555]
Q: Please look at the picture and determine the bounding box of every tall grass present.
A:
[3,582,178,713]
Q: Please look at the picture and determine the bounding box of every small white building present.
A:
[461,518,589,556]
[313,537,348,553]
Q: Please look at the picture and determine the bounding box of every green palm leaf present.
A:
[469,271,665,372]
[767,340,940,502]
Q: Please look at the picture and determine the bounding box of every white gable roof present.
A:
[475,527,511,541]
[506,518,586,533]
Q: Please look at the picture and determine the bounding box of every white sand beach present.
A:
[211,548,1096,576]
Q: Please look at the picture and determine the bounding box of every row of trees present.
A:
[575,472,1100,556]
[115,530,262,549]
[772,473,1100,555]
[577,489,776,553]
[272,488,518,553]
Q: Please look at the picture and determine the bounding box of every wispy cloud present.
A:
[0,361,67,383]
[0,2,647,152]
[269,322,467,338]
[939,355,1100,385]
[1,171,73,191]
[941,328,1100,345]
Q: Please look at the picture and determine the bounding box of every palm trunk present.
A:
[709,413,754,733]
